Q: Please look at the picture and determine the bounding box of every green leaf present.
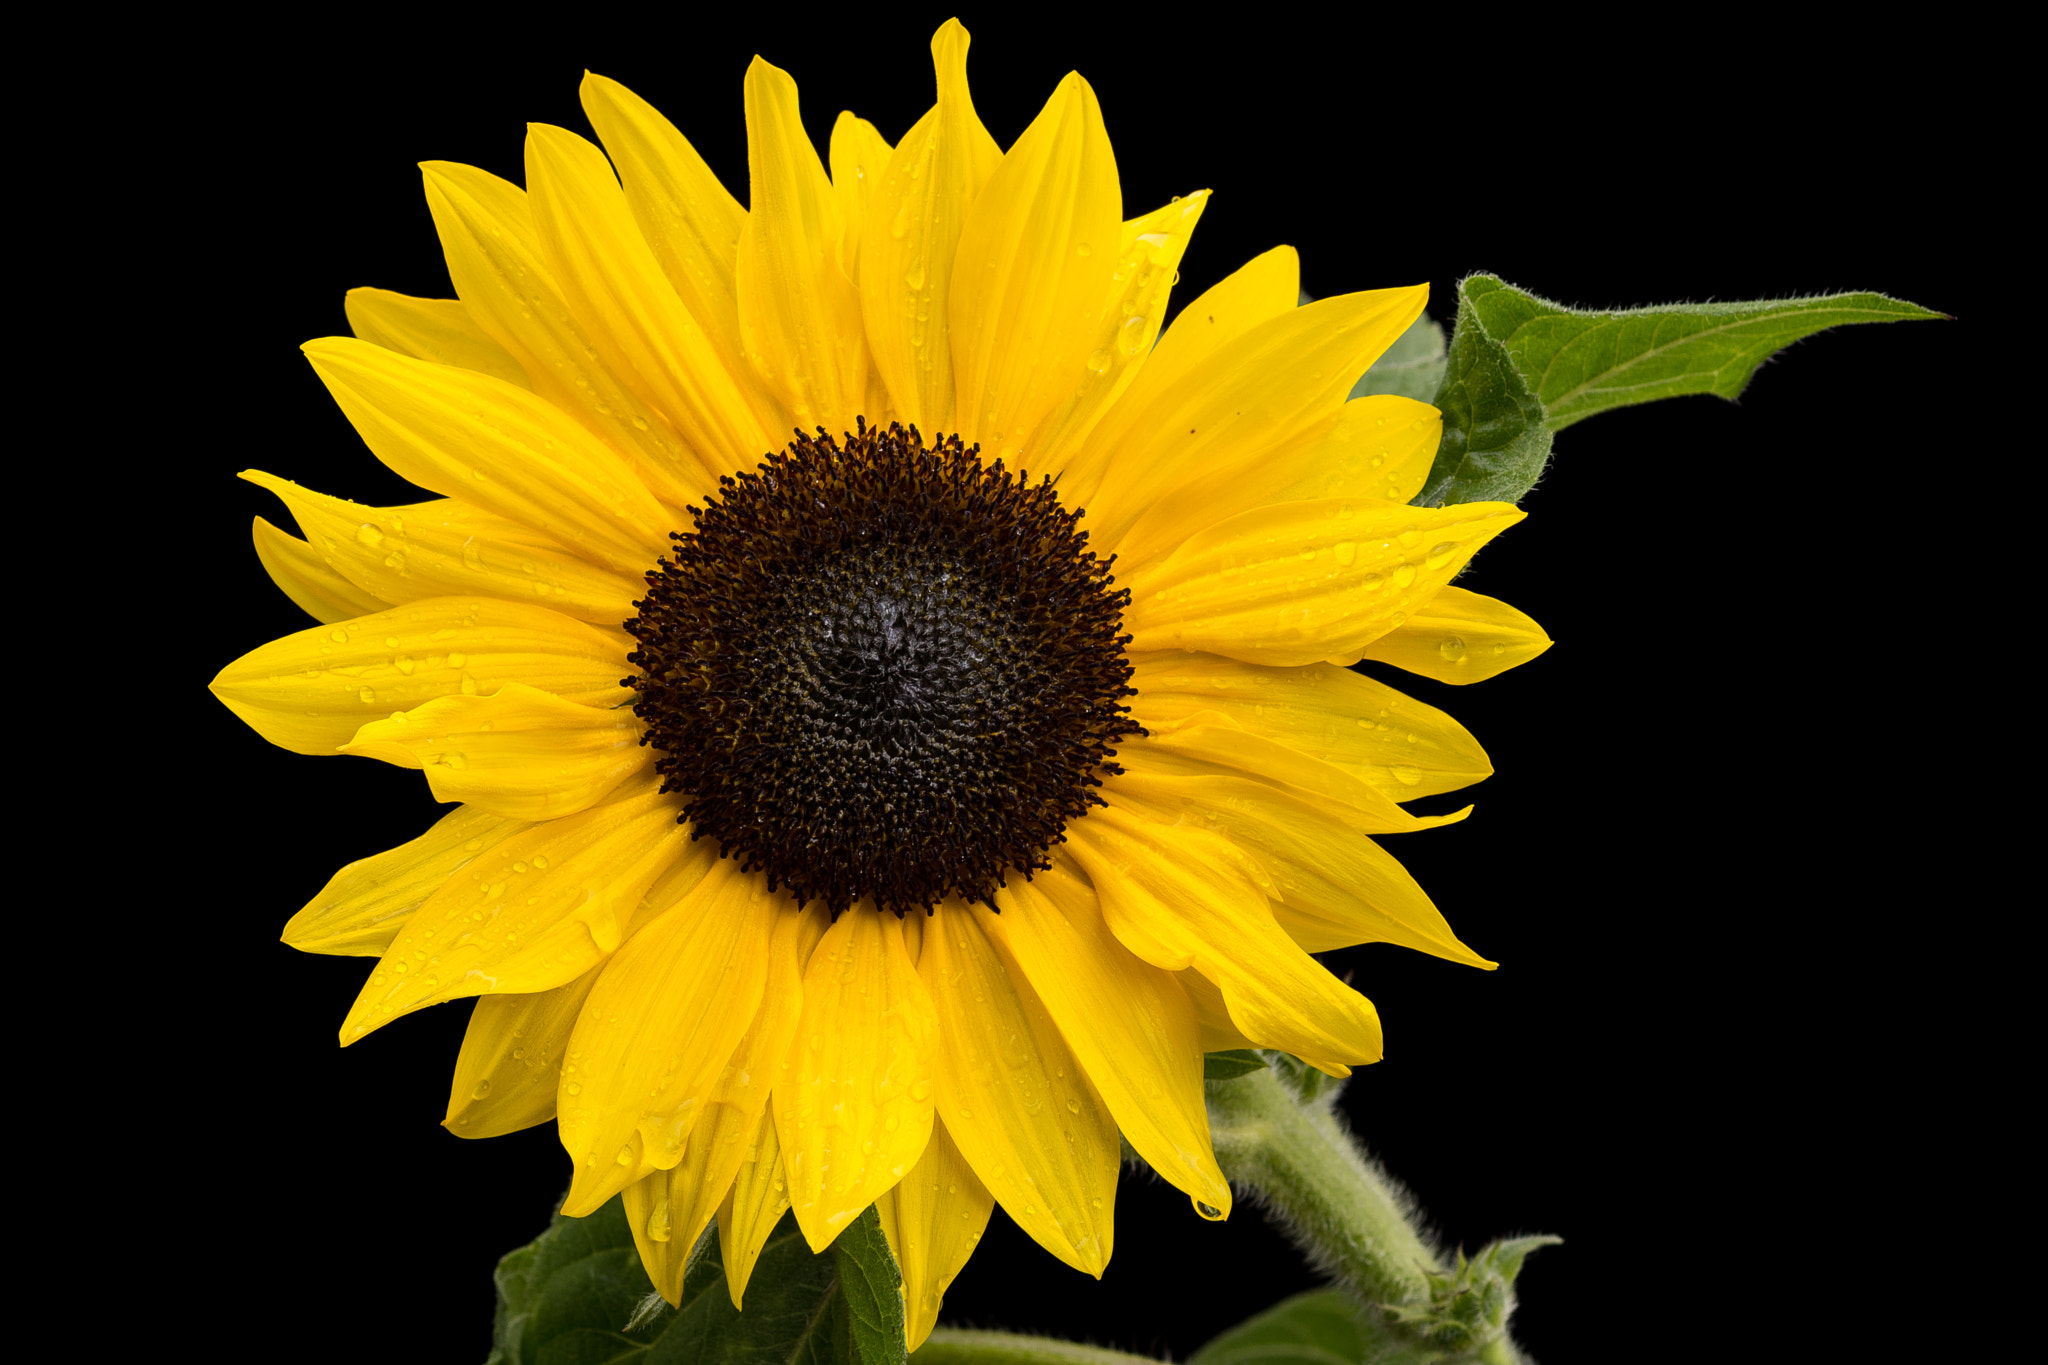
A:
[1203,1050,1267,1080]
[1187,1289,1434,1365]
[490,1195,666,1365]
[489,1199,857,1365]
[832,1206,907,1365]
[1416,273,1941,508]
[1351,312,1447,404]
[1417,290,1552,508]
[1458,274,1941,431]
[642,1214,844,1365]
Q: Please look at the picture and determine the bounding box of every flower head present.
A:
[211,19,1545,1346]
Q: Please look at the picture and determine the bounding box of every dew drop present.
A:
[1084,348,1112,374]
[1333,541,1357,566]
[471,1079,493,1100]
[356,524,384,548]
[358,685,376,703]
[1439,636,1467,662]
[1390,763,1423,786]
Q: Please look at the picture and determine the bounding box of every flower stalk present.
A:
[1204,1057,1556,1363]
[1205,1061,1439,1310]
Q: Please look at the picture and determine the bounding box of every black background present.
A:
[143,10,1978,1363]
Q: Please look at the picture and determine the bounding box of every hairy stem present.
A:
[1205,1066,1439,1308]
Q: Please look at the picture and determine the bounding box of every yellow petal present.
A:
[777,910,937,1251]
[1128,651,1492,801]
[1355,585,1554,684]
[1064,805,1382,1076]
[342,682,648,820]
[282,804,533,957]
[828,111,893,283]
[523,123,787,481]
[920,902,1117,1276]
[1104,767,1491,967]
[626,899,819,1300]
[858,18,1002,433]
[338,776,688,1043]
[447,834,728,1146]
[343,288,530,391]
[1177,967,1259,1054]
[1115,393,1442,571]
[558,858,780,1216]
[579,72,747,359]
[1057,245,1300,507]
[301,336,670,574]
[622,1170,688,1304]
[735,60,868,436]
[948,72,1121,462]
[1081,286,1429,553]
[877,1116,993,1349]
[718,1102,794,1308]
[1123,500,1525,667]
[443,967,599,1139]
[1282,396,1442,509]
[418,160,710,510]
[1032,190,1210,474]
[991,867,1229,1220]
[1120,719,1466,835]
[251,515,386,625]
[244,471,641,626]
[211,597,629,756]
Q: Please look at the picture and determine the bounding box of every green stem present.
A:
[914,1329,1166,1365]
[1205,1067,1439,1309]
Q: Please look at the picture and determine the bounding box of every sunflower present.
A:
[211,20,1545,1347]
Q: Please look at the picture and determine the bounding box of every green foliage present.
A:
[1463,275,1940,430]
[1381,1237,1562,1358]
[488,1198,905,1365]
[1416,289,1552,509]
[833,1206,908,1365]
[1351,314,1448,404]
[1188,1290,1388,1365]
[1417,273,1939,507]
[1203,1050,1268,1080]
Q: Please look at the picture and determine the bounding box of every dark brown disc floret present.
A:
[623,420,1140,917]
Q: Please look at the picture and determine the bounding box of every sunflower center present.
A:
[624,420,1140,917]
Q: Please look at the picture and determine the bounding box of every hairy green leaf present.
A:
[1460,274,1941,431]
[833,1206,907,1365]
[1187,1289,1434,1365]
[489,1200,859,1365]
[1351,313,1447,404]
[1416,294,1551,508]
[489,1196,665,1365]
[1417,273,1941,508]
[643,1215,843,1365]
